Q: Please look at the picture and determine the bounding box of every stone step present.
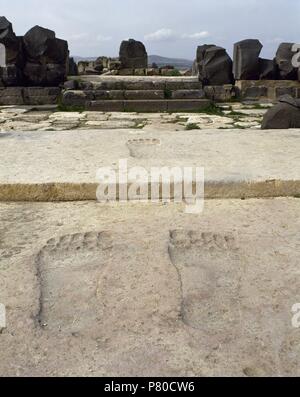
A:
[0,128,299,202]
[171,90,205,99]
[73,78,202,91]
[86,99,211,112]
[0,87,61,106]
[62,90,208,109]
[83,90,165,100]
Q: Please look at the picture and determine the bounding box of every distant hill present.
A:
[148,55,193,70]
[72,56,97,63]
[72,55,193,70]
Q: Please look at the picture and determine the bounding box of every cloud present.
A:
[182,31,210,39]
[265,37,284,44]
[144,28,176,42]
[67,33,89,41]
[144,28,211,43]
[96,34,112,42]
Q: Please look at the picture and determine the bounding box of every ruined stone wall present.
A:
[193,38,300,86]
[0,16,69,87]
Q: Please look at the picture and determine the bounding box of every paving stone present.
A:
[0,128,299,200]
[1,198,300,375]
[85,120,136,129]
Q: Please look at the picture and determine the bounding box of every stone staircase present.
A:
[62,76,211,112]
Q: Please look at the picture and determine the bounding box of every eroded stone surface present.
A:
[0,102,267,132]
[1,199,300,376]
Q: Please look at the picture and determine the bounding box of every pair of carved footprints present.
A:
[36,229,239,333]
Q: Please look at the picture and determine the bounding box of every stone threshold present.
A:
[0,180,300,202]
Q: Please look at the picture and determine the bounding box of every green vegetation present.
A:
[166,69,181,77]
[198,103,224,116]
[57,94,85,112]
[164,88,172,99]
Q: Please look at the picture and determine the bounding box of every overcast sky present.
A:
[1,0,299,59]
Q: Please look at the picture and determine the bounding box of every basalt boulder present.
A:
[23,25,68,85]
[119,39,148,69]
[0,17,24,85]
[275,43,298,80]
[195,45,233,85]
[259,58,277,80]
[261,95,300,129]
[0,16,15,40]
[68,57,78,76]
[233,39,263,80]
[0,17,24,66]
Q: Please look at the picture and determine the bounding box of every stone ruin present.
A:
[77,38,148,76]
[119,38,148,70]
[0,16,69,87]
[193,44,233,85]
[76,39,187,77]
[0,15,299,108]
[191,38,300,102]
[192,38,300,85]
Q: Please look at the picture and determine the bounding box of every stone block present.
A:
[233,39,263,80]
[0,95,24,105]
[119,39,148,69]
[0,86,23,97]
[124,100,168,112]
[171,89,205,99]
[62,90,88,107]
[243,86,268,99]
[165,81,202,91]
[87,100,125,112]
[124,90,165,100]
[275,87,296,98]
[204,85,236,101]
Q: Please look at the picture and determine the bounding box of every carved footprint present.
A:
[36,231,113,334]
[36,230,177,336]
[127,138,161,159]
[168,230,242,334]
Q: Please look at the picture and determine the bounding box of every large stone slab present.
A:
[236,80,300,101]
[1,198,300,376]
[0,128,299,201]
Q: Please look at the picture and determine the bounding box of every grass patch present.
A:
[56,94,85,112]
[165,69,181,77]
[164,88,172,99]
[57,104,85,112]
[197,103,224,116]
